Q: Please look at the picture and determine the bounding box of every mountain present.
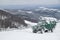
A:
[33,7,60,19]
[5,7,60,23]
[0,9,27,28]
[5,9,38,23]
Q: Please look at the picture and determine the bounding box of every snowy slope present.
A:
[24,20,37,26]
[0,22,60,40]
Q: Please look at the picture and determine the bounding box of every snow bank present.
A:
[24,20,37,26]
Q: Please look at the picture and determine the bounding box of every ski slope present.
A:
[0,22,60,40]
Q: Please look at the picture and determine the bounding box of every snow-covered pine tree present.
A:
[44,20,57,32]
[32,17,46,33]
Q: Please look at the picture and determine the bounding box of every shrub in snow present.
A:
[44,21,57,32]
[32,21,45,34]
[32,25,43,33]
[32,20,57,33]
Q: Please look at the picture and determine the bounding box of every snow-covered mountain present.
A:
[35,7,58,11]
[0,10,27,29]
[5,7,60,23]
[0,7,60,40]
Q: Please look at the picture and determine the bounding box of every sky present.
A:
[0,0,60,5]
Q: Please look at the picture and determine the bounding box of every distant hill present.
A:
[5,7,60,23]
[0,9,27,28]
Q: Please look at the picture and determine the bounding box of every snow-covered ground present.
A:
[0,22,60,40]
[24,20,37,26]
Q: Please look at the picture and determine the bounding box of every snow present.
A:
[0,20,60,40]
[58,11,60,13]
[24,20,37,26]
[44,17,57,21]
[26,11,32,14]
[35,7,48,11]
[18,10,25,12]
[18,10,22,12]
[35,7,59,12]
[39,7,48,9]
[0,9,10,13]
[39,16,57,23]
[49,9,58,11]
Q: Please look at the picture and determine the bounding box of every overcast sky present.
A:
[0,0,60,5]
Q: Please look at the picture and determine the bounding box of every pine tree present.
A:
[44,21,56,32]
